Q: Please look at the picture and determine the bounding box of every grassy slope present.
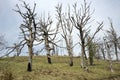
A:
[0,56,120,80]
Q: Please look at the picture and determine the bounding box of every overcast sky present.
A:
[0,0,120,47]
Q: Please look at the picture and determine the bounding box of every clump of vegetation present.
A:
[0,62,14,80]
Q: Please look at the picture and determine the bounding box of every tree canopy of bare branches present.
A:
[14,1,37,71]
[56,4,75,66]
[106,18,119,61]
[36,14,59,64]
[70,0,103,70]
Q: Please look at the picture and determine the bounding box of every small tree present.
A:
[0,35,6,52]
[14,1,37,71]
[56,4,75,66]
[37,14,59,64]
[70,0,103,70]
[100,43,106,60]
[4,42,22,57]
[103,37,114,72]
[106,18,119,61]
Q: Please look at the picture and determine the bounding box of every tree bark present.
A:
[101,48,106,60]
[114,43,118,61]
[27,46,33,71]
[45,37,52,64]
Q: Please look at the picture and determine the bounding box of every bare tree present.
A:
[103,37,114,72]
[0,41,25,58]
[118,37,120,50]
[14,43,21,56]
[0,35,6,52]
[106,18,119,61]
[100,42,106,60]
[70,0,103,70]
[36,14,59,64]
[5,43,22,57]
[14,1,37,71]
[56,4,75,66]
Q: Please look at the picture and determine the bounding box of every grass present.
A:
[0,56,120,80]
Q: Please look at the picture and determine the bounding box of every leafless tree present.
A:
[0,35,6,52]
[0,41,25,58]
[70,0,103,70]
[5,43,22,57]
[99,42,106,60]
[56,4,75,66]
[106,18,119,61]
[118,37,120,50]
[36,14,59,64]
[103,37,114,72]
[14,1,37,71]
[14,43,21,56]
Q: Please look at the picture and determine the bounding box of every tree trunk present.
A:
[108,50,114,72]
[114,43,118,61]
[47,53,51,64]
[81,45,88,68]
[69,52,73,66]
[88,43,94,65]
[79,26,88,70]
[106,43,114,73]
[45,37,52,64]
[89,54,93,65]
[27,46,33,71]
[101,48,106,60]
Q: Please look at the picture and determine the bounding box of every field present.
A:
[0,56,120,80]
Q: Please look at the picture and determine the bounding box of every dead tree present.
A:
[14,1,37,71]
[100,43,106,60]
[56,4,74,66]
[103,38,114,72]
[5,43,22,57]
[118,37,120,50]
[106,18,119,61]
[37,14,59,64]
[0,35,6,52]
[70,0,103,70]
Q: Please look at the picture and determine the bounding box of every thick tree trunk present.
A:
[114,43,118,61]
[27,46,33,71]
[47,53,51,64]
[81,40,88,67]
[69,52,73,66]
[45,37,52,64]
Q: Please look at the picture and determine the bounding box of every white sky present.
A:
[0,0,120,56]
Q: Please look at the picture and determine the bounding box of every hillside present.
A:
[0,56,120,80]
